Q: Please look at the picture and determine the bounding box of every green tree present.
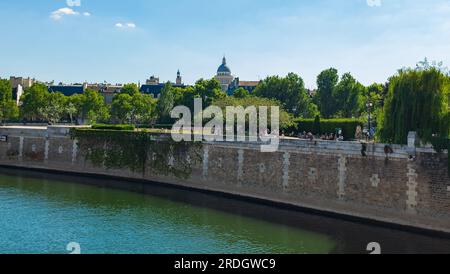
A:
[316,68,339,118]
[0,79,19,123]
[416,57,449,74]
[132,93,157,125]
[233,87,251,98]
[333,73,365,118]
[111,93,133,124]
[173,86,198,111]
[121,83,140,96]
[313,115,321,135]
[156,82,175,124]
[111,92,157,125]
[65,96,79,124]
[365,83,387,128]
[165,79,226,113]
[366,83,386,109]
[193,78,226,107]
[40,92,67,124]
[67,94,84,124]
[212,96,294,130]
[78,89,109,124]
[20,83,49,122]
[254,73,317,118]
[379,68,450,144]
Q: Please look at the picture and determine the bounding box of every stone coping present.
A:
[0,126,445,156]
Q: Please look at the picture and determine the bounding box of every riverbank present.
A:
[0,126,449,236]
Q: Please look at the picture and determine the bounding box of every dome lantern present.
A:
[217,56,231,75]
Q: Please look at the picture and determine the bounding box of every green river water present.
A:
[0,170,335,254]
[0,168,449,254]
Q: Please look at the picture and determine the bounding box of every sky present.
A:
[1,0,450,88]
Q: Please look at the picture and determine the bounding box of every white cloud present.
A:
[115,22,137,29]
[50,7,91,21]
[50,8,79,21]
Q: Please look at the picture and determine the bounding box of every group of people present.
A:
[319,133,342,141]
[297,131,344,141]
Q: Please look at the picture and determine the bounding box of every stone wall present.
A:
[0,126,449,234]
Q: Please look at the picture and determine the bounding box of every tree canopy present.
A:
[75,89,110,124]
[0,79,18,123]
[2,59,448,146]
[233,87,251,98]
[254,73,318,118]
[333,73,365,118]
[212,96,294,130]
[156,82,176,124]
[379,68,450,144]
[193,78,226,107]
[316,68,339,119]
[40,92,67,124]
[20,83,49,122]
[121,83,140,96]
[111,92,156,125]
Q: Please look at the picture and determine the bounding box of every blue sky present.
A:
[1,0,450,88]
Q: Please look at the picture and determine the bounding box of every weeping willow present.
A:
[379,68,450,145]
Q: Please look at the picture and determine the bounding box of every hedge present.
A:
[286,118,364,140]
[91,124,135,131]
[136,124,174,130]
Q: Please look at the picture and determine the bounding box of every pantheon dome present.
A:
[217,57,231,75]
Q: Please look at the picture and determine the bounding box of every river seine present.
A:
[0,167,449,254]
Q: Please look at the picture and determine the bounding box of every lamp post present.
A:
[366,102,373,140]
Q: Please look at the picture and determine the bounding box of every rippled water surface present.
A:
[0,168,449,254]
[0,170,335,254]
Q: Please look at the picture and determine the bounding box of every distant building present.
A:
[10,76,34,90]
[10,76,34,105]
[87,83,123,104]
[146,76,160,85]
[228,78,260,96]
[140,71,185,98]
[48,84,86,96]
[48,82,128,104]
[215,57,235,92]
[214,57,260,95]
[176,70,182,85]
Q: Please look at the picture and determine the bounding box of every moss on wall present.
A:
[70,129,202,179]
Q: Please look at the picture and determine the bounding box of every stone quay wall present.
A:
[0,126,449,234]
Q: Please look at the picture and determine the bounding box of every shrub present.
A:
[290,118,363,140]
[136,124,174,130]
[91,124,135,131]
[313,115,321,135]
